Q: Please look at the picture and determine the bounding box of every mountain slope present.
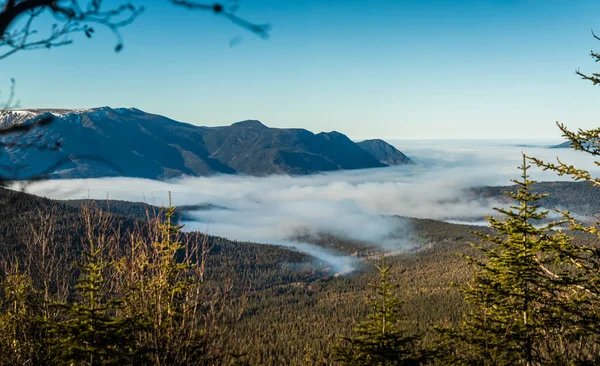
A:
[0,107,410,179]
[357,139,412,165]
[550,141,572,149]
[472,181,600,217]
[550,140,597,149]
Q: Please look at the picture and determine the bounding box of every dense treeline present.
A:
[5,180,600,364]
[0,187,337,364]
[4,99,600,364]
[0,185,487,364]
[5,164,600,365]
[0,188,324,292]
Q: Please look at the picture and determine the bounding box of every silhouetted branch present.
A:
[0,1,144,58]
[0,111,62,186]
[0,113,53,135]
[170,0,270,39]
[0,1,270,186]
[0,153,125,188]
[576,30,600,85]
[0,1,270,59]
[1,78,18,109]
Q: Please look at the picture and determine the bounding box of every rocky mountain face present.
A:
[0,107,411,180]
[357,139,412,165]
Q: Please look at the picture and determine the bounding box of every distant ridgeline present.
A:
[0,107,412,180]
[472,181,600,217]
[550,139,598,149]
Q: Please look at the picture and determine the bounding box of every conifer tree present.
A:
[120,195,212,365]
[440,155,597,365]
[334,255,421,366]
[47,240,145,365]
[525,30,600,352]
[148,204,203,365]
[0,270,49,365]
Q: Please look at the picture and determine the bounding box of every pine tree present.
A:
[523,30,600,358]
[148,204,202,365]
[440,154,597,365]
[334,255,421,366]
[120,194,213,365]
[47,240,146,365]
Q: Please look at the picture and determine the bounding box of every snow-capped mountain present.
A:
[0,107,411,180]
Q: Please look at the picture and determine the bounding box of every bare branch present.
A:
[170,0,271,39]
[0,1,144,58]
[0,1,270,59]
[0,153,125,188]
[0,113,53,135]
[0,1,271,186]
[575,30,600,85]
[0,77,18,109]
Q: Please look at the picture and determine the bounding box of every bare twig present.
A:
[170,0,270,39]
[0,0,270,59]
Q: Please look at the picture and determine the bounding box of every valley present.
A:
[0,185,485,364]
[5,174,598,364]
[2,1,600,364]
[3,108,600,365]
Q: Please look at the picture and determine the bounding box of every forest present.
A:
[3,145,600,365]
[3,1,600,365]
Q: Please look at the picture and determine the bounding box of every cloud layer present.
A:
[18,139,600,272]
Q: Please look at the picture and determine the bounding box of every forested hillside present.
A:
[472,181,600,216]
[0,186,491,364]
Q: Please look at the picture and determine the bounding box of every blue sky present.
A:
[2,0,600,139]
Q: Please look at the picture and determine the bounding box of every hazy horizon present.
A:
[3,0,600,139]
[0,106,573,142]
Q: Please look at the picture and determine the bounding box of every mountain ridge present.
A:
[357,139,412,165]
[0,107,412,180]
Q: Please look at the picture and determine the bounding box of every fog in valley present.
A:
[17,139,600,272]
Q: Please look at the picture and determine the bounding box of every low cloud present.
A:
[18,139,600,272]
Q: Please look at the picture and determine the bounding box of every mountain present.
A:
[550,141,572,148]
[356,139,412,165]
[472,181,600,217]
[550,140,597,149]
[0,107,411,180]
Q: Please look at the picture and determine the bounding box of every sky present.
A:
[2,0,600,139]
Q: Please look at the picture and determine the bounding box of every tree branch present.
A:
[0,0,54,37]
[170,0,271,39]
[0,1,270,59]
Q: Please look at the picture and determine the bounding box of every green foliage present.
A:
[335,255,422,365]
[439,155,599,365]
[0,186,483,365]
[0,270,48,365]
[119,203,215,365]
[473,180,600,217]
[522,33,600,362]
[46,240,145,365]
[148,205,208,365]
